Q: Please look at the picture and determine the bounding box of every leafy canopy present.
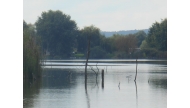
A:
[146,19,167,51]
[35,10,78,57]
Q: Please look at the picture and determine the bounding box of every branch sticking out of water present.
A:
[134,57,138,82]
[90,65,99,88]
[89,66,98,75]
[85,37,91,90]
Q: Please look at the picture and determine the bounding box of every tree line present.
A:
[24,10,167,61]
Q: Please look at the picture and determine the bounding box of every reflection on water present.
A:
[23,79,42,107]
[135,81,138,108]
[85,89,90,108]
[148,74,167,89]
[24,59,167,108]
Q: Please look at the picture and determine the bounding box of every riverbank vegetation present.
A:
[24,10,167,60]
[23,21,42,79]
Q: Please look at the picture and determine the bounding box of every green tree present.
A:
[146,19,167,51]
[140,40,149,49]
[35,10,78,58]
[90,46,107,58]
[77,25,102,54]
[99,36,116,54]
[115,34,137,54]
[23,20,28,30]
[134,30,147,47]
[23,21,42,79]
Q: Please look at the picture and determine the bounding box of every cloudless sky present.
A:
[23,0,166,31]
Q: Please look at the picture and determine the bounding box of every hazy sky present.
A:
[23,0,167,31]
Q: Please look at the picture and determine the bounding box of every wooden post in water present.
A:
[102,69,104,88]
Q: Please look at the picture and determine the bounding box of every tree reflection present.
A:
[91,78,99,89]
[85,89,90,108]
[148,78,167,89]
[23,79,42,107]
[134,81,138,108]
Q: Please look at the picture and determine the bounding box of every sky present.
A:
[23,0,166,31]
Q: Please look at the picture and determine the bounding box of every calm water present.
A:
[24,59,167,108]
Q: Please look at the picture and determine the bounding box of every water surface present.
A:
[24,59,167,108]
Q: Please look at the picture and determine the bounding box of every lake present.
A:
[23,59,167,108]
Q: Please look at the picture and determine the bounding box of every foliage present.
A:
[90,46,107,59]
[146,19,167,51]
[77,25,103,54]
[99,36,116,54]
[24,10,167,59]
[112,51,127,59]
[23,21,42,79]
[134,30,147,47]
[35,10,78,58]
[140,40,149,49]
[136,19,167,59]
[114,34,137,54]
[140,48,167,58]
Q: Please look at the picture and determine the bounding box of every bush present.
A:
[23,22,42,79]
[140,48,166,59]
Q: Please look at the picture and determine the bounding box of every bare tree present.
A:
[134,57,138,81]
[85,37,91,90]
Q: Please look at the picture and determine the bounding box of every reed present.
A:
[23,28,42,80]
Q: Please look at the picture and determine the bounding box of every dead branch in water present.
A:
[134,57,138,82]
[96,62,99,73]
[89,66,98,75]
[85,37,91,90]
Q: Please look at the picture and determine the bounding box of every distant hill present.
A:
[101,29,149,37]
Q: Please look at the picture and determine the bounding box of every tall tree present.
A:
[115,34,137,54]
[146,19,167,51]
[77,25,101,54]
[99,36,116,54]
[23,21,42,79]
[35,10,78,57]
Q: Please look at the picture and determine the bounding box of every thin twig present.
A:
[89,66,98,75]
[96,62,99,73]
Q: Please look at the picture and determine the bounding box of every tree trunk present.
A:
[85,38,91,90]
[134,57,138,81]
